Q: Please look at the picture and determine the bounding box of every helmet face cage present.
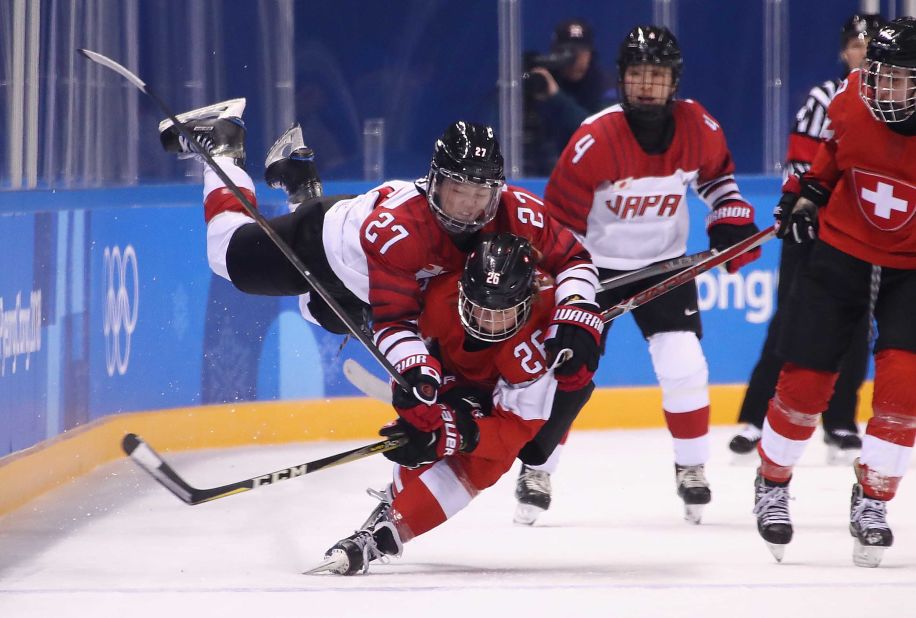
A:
[458,232,536,342]
[860,60,916,122]
[426,169,503,234]
[458,282,533,342]
[617,26,683,113]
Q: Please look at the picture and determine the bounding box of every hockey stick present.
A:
[343,358,390,402]
[77,49,409,391]
[121,432,406,505]
[601,225,776,323]
[597,250,714,292]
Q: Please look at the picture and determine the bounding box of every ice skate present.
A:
[824,428,862,466]
[306,492,402,576]
[728,424,761,460]
[753,471,793,562]
[675,463,711,524]
[513,464,551,526]
[849,482,893,568]
[158,98,247,165]
[264,123,322,205]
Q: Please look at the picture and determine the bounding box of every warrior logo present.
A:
[103,245,139,376]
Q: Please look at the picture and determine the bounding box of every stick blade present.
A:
[343,359,390,402]
[78,48,147,90]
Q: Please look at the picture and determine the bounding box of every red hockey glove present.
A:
[392,355,443,431]
[379,405,479,468]
[546,300,604,392]
[706,202,761,273]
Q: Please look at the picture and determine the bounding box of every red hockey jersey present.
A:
[805,70,916,269]
[359,181,596,371]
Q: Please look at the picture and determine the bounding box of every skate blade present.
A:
[158,98,247,133]
[683,504,705,525]
[513,503,546,526]
[303,550,349,575]
[826,446,858,466]
[852,540,885,568]
[265,124,306,168]
[765,542,786,563]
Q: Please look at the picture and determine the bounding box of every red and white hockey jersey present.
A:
[801,70,916,269]
[354,181,597,373]
[545,100,751,270]
[418,272,559,458]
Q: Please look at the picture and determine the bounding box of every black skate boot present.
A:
[675,463,712,524]
[753,471,793,562]
[158,98,247,166]
[264,123,322,206]
[306,492,402,576]
[728,424,761,455]
[849,482,893,568]
[513,464,551,526]
[824,428,862,466]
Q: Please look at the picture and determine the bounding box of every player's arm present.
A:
[776,93,843,244]
[361,211,446,431]
[543,122,607,236]
[693,110,760,272]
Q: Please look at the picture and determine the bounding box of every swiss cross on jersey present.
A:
[851,169,916,232]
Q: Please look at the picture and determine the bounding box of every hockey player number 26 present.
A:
[364,212,409,255]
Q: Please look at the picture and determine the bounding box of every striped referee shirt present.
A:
[784,79,840,182]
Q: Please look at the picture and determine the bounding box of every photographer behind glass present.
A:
[523,19,609,176]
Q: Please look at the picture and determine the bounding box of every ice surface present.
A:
[1,427,914,617]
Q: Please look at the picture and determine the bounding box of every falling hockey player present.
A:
[158,105,602,437]
[307,233,598,575]
[530,25,763,525]
[753,17,916,567]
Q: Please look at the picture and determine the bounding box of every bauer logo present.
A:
[103,245,139,376]
[0,289,42,377]
[696,268,777,324]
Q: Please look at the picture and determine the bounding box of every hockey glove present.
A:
[545,299,604,392]
[392,356,443,431]
[379,405,480,468]
[706,202,761,273]
[775,182,828,244]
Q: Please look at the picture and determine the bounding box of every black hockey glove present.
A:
[774,182,828,244]
[545,299,604,392]
[392,357,443,432]
[379,404,480,469]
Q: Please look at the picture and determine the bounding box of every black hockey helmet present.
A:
[459,233,536,342]
[617,25,683,114]
[426,121,506,234]
[841,13,885,48]
[860,17,916,124]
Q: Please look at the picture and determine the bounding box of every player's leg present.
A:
[632,278,711,523]
[732,242,808,454]
[755,240,871,559]
[849,267,916,567]
[822,312,870,463]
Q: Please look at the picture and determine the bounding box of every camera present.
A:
[522,47,577,98]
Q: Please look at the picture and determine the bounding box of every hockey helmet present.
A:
[841,13,886,48]
[459,233,536,342]
[426,121,505,235]
[617,25,683,114]
[860,17,916,123]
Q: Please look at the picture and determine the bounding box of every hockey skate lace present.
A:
[852,496,890,531]
[678,465,708,489]
[520,467,551,495]
[753,485,792,526]
[347,529,387,574]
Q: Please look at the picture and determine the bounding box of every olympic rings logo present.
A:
[103,245,139,376]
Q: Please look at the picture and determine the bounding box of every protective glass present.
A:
[427,173,503,234]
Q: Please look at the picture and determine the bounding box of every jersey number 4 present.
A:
[364,212,409,255]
